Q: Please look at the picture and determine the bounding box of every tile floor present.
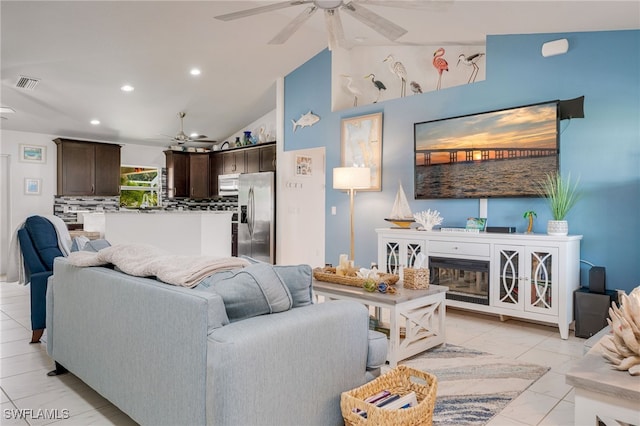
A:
[1,280,585,425]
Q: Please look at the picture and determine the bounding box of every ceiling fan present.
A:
[166,112,215,145]
[214,1,435,50]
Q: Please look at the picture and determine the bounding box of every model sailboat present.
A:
[384,181,415,228]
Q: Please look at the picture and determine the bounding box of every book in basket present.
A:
[340,365,437,426]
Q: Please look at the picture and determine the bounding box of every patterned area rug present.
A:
[400,344,550,425]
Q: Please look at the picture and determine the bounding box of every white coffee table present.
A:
[313,280,448,366]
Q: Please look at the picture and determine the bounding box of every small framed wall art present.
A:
[19,144,46,164]
[341,112,383,191]
[24,178,42,195]
[295,155,312,177]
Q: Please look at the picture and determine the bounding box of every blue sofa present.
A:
[47,258,386,425]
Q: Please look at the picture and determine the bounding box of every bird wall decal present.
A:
[457,53,485,83]
[364,73,386,103]
[383,54,408,97]
[410,81,423,94]
[341,74,363,107]
[432,47,449,90]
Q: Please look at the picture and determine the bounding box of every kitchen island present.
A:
[104,211,233,257]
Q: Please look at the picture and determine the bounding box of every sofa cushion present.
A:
[197,263,293,322]
[241,256,313,307]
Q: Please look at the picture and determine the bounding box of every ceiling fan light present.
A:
[315,0,343,10]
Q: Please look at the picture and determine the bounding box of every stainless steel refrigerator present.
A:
[238,172,275,263]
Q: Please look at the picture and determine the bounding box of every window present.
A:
[120,166,160,208]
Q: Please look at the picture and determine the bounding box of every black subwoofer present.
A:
[574,287,618,338]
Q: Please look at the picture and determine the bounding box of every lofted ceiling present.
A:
[1,1,638,148]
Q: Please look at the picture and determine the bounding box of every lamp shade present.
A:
[333,167,371,190]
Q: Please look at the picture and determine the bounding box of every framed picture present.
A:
[341,112,382,191]
[295,155,312,176]
[19,144,46,164]
[24,178,41,195]
[466,217,487,231]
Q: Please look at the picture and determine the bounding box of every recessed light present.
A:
[0,107,15,114]
[190,132,199,138]
[190,68,201,76]
[120,84,135,92]
[90,119,100,125]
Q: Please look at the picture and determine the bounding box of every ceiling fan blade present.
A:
[269,6,318,45]
[214,1,309,21]
[341,2,407,41]
[324,9,345,51]
[356,0,453,11]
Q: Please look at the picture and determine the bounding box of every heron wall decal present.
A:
[383,54,407,97]
[432,47,449,90]
[364,74,386,103]
[457,53,485,83]
[340,74,363,107]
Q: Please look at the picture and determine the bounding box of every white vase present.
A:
[547,220,568,236]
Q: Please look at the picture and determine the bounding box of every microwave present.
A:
[218,173,240,196]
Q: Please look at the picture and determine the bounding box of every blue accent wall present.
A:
[284,30,640,293]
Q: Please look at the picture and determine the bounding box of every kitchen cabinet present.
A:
[259,143,276,172]
[165,151,189,198]
[376,228,581,339]
[209,155,219,197]
[220,150,246,174]
[245,148,260,173]
[189,153,210,199]
[54,138,121,196]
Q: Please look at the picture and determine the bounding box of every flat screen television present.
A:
[414,100,559,199]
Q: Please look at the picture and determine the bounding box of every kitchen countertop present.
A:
[106,210,233,214]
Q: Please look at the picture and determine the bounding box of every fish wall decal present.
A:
[291,111,320,132]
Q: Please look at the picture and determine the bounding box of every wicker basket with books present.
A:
[341,365,437,426]
[403,268,430,290]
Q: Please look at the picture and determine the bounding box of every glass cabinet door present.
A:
[495,246,523,310]
[525,248,559,315]
[381,239,424,274]
[385,240,400,274]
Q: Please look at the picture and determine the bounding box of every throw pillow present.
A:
[273,264,313,307]
[197,263,293,322]
[241,256,314,307]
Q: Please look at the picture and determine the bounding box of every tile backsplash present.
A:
[54,196,119,224]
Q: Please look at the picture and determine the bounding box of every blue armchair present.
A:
[17,216,64,343]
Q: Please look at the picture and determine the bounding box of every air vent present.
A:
[15,76,40,90]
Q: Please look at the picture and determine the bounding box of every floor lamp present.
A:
[333,167,371,263]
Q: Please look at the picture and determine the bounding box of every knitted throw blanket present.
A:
[66,244,250,288]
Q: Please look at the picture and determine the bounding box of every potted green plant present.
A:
[537,172,581,236]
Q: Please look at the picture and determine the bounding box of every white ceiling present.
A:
[1,1,638,148]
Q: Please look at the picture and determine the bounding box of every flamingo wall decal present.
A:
[432,47,449,90]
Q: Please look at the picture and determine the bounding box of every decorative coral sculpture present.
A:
[600,286,640,375]
[414,209,443,231]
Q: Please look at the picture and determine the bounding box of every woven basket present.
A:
[403,268,430,290]
[341,365,437,426]
[313,267,399,288]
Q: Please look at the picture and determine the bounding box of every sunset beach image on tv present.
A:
[414,101,559,199]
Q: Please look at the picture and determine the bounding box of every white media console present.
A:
[376,228,582,339]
